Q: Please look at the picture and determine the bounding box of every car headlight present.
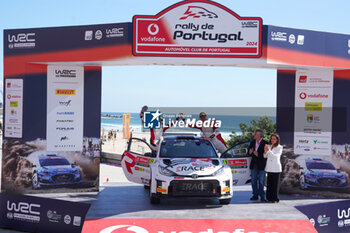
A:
[158,166,177,177]
[41,170,51,176]
[73,169,80,174]
[213,167,225,176]
[309,173,317,178]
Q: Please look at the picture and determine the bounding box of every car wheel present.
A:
[299,174,307,190]
[150,195,161,204]
[32,173,40,190]
[149,177,160,204]
[219,198,231,205]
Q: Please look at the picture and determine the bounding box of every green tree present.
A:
[226,116,276,147]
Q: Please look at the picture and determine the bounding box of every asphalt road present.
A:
[0,164,343,232]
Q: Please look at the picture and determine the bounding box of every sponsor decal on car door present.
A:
[221,142,251,185]
[121,138,153,185]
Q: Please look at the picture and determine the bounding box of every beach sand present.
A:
[101,130,150,154]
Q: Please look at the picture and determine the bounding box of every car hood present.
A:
[42,165,77,172]
[160,158,222,176]
[308,169,342,177]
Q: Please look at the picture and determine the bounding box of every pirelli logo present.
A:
[55,89,76,95]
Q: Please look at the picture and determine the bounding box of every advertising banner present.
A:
[0,193,90,233]
[47,65,84,151]
[4,79,23,138]
[123,113,131,139]
[2,69,100,195]
[294,69,333,156]
[266,25,350,69]
[133,0,262,58]
[296,200,350,233]
[82,218,316,233]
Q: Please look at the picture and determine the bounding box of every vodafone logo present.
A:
[100,225,148,233]
[147,24,159,36]
[7,94,21,100]
[299,92,328,100]
[299,92,307,99]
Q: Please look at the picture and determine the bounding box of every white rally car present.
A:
[121,134,251,204]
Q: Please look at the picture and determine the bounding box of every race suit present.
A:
[189,120,227,153]
[149,119,178,149]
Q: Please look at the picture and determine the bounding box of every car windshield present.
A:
[306,161,335,170]
[159,139,218,158]
[40,158,70,166]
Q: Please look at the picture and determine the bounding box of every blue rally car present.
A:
[30,153,82,189]
[299,157,349,190]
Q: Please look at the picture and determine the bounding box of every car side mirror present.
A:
[145,151,157,158]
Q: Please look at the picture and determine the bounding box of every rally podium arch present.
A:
[2,0,350,198]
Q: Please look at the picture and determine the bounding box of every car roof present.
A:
[162,135,202,140]
[39,154,64,159]
[305,157,326,161]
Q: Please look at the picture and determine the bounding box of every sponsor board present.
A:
[133,0,262,58]
[296,200,350,232]
[81,218,316,233]
[0,193,89,233]
[47,66,84,151]
[4,79,23,138]
[294,70,333,156]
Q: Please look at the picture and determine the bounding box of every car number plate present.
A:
[181,182,208,191]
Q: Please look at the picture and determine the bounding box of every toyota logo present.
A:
[192,174,198,179]
[100,225,149,233]
[147,23,159,36]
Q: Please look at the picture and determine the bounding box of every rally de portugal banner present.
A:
[133,0,262,58]
[47,65,84,151]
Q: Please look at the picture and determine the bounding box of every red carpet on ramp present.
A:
[82,218,317,233]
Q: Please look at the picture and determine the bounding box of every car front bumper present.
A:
[305,177,349,189]
[152,171,233,199]
[38,172,82,186]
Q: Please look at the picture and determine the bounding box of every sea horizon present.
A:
[101,112,276,138]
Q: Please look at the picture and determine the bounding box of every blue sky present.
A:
[1,0,350,112]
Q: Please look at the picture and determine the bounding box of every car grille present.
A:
[52,174,75,183]
[318,178,340,186]
[169,180,221,197]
